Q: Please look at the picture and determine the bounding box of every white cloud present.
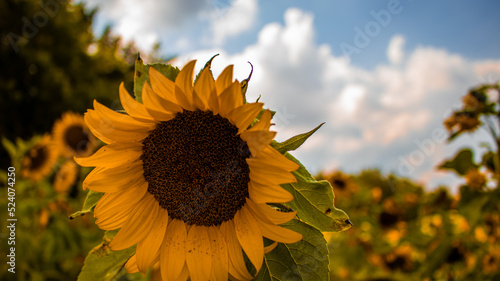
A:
[209,0,257,45]
[173,8,500,190]
[387,34,405,64]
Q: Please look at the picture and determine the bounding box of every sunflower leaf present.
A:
[438,148,477,175]
[69,190,104,219]
[134,54,180,103]
[272,123,325,154]
[77,234,136,281]
[1,137,17,161]
[281,153,351,232]
[253,219,329,281]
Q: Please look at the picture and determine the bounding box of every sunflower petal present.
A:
[258,220,303,244]
[136,208,169,274]
[234,205,264,273]
[149,67,177,103]
[248,109,272,132]
[74,142,142,168]
[142,83,181,121]
[248,145,299,171]
[175,60,196,111]
[161,219,187,281]
[250,165,297,186]
[94,181,148,230]
[241,131,276,156]
[218,81,243,117]
[245,198,296,225]
[220,221,254,281]
[85,110,151,144]
[186,225,212,281]
[193,67,216,111]
[228,103,264,134]
[207,227,229,281]
[125,254,139,274]
[119,83,154,122]
[92,100,153,130]
[248,181,294,204]
[109,194,159,251]
[264,241,278,254]
[215,65,234,94]
[82,161,144,192]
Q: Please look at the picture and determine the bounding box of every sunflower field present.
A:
[1,1,500,281]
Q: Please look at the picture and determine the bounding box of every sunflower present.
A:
[53,111,96,157]
[75,60,302,280]
[21,134,58,181]
[53,160,78,194]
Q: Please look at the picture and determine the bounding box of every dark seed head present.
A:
[141,110,251,226]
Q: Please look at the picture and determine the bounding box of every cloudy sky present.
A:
[80,0,500,192]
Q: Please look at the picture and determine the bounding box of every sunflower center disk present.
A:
[142,110,251,226]
[64,125,90,152]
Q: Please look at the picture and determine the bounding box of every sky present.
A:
[80,0,500,192]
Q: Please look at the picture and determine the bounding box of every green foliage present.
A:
[70,190,104,219]
[254,220,329,281]
[438,149,477,175]
[77,231,136,281]
[271,123,325,154]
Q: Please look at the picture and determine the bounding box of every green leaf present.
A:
[281,153,351,232]
[254,219,329,281]
[134,54,180,103]
[438,148,477,175]
[77,232,135,281]
[69,190,104,219]
[272,123,325,154]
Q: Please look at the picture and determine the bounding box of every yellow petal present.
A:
[94,180,148,230]
[82,161,143,193]
[248,110,272,132]
[149,67,177,103]
[228,103,264,134]
[215,65,234,94]
[240,131,276,156]
[177,262,190,281]
[85,110,151,144]
[119,82,154,123]
[248,146,299,171]
[245,198,296,225]
[248,181,294,204]
[142,82,181,121]
[109,194,159,251]
[207,227,229,281]
[186,225,212,281]
[175,60,196,111]
[161,219,187,281]
[258,220,302,244]
[93,100,153,130]
[218,81,243,117]
[193,67,216,111]
[74,142,142,168]
[250,165,297,186]
[136,208,169,274]
[234,205,264,273]
[264,241,278,254]
[125,254,139,274]
[220,221,254,281]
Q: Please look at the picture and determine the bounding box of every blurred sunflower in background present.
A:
[52,111,97,158]
[53,160,79,194]
[75,60,302,280]
[21,134,58,181]
[326,171,359,199]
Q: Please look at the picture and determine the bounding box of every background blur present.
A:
[1,0,499,280]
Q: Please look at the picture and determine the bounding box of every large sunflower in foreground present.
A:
[75,60,302,280]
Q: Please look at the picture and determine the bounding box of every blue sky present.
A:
[81,0,500,192]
